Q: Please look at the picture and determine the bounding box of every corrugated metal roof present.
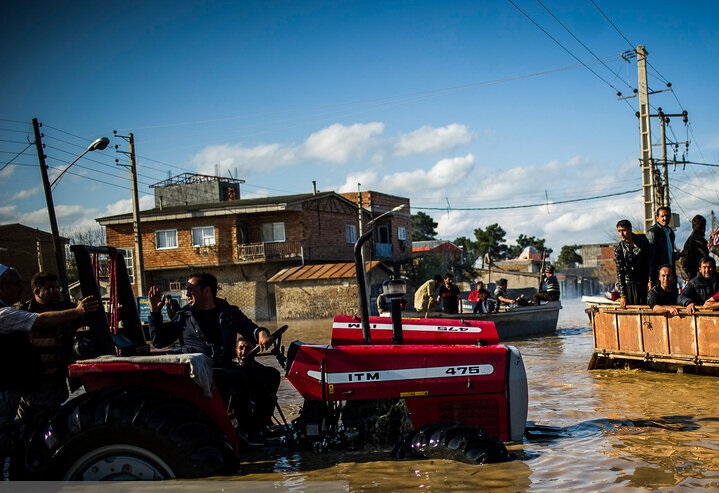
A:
[268,261,388,283]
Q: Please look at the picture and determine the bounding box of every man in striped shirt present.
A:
[533,264,560,306]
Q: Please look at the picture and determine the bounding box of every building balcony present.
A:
[236,241,302,262]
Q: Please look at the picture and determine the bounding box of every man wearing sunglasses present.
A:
[147,272,275,445]
[148,272,273,366]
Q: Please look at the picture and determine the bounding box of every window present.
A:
[191,226,216,247]
[345,224,358,244]
[377,225,390,244]
[119,248,135,284]
[397,227,407,241]
[261,222,285,243]
[155,229,178,249]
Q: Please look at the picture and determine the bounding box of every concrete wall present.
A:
[274,280,361,320]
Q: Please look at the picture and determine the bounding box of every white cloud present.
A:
[394,124,474,157]
[379,154,475,195]
[0,205,19,223]
[301,122,384,164]
[192,143,297,176]
[10,186,41,201]
[337,171,381,194]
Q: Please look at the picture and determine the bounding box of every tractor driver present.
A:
[147,272,276,444]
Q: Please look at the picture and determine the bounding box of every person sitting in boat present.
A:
[614,219,651,309]
[437,273,462,314]
[377,288,406,317]
[494,278,521,310]
[469,281,493,314]
[532,264,560,306]
[647,265,680,316]
[678,256,719,315]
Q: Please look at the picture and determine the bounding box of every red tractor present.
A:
[13,230,528,480]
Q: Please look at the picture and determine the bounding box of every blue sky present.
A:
[2,0,718,258]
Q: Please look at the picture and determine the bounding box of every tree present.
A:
[453,236,480,279]
[411,212,438,241]
[64,226,107,283]
[555,244,583,269]
[474,223,510,261]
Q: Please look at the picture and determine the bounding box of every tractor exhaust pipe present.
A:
[353,204,406,345]
[354,227,374,344]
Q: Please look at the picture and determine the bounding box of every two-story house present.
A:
[96,174,411,320]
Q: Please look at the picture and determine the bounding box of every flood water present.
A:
[220,298,719,492]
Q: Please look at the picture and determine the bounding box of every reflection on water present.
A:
[225,299,719,492]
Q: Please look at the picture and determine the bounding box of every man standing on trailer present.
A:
[614,219,651,308]
[646,206,678,286]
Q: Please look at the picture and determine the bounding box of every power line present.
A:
[507,0,625,95]
[536,0,634,90]
[414,188,640,212]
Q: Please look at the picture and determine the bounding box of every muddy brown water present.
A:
[214,298,719,492]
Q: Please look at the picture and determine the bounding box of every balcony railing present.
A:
[236,241,302,261]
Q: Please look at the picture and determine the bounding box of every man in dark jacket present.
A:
[148,272,275,444]
[680,214,709,282]
[614,219,651,308]
[148,272,273,367]
[646,206,678,285]
[678,257,719,315]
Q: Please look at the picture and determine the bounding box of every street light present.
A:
[35,123,109,296]
[368,204,406,227]
[50,137,110,188]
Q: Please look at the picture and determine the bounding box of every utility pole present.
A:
[633,46,688,231]
[114,131,146,296]
[636,46,655,233]
[34,118,69,297]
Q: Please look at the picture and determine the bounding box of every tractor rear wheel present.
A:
[29,387,238,480]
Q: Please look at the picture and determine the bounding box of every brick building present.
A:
[0,223,63,300]
[96,174,411,321]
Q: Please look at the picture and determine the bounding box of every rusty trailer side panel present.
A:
[588,306,719,375]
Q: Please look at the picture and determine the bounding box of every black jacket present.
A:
[678,274,719,307]
[614,233,651,298]
[149,298,262,368]
[646,223,677,280]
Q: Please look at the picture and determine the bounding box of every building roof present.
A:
[268,261,392,283]
[96,191,359,225]
[0,223,62,240]
[516,246,542,261]
[412,240,462,253]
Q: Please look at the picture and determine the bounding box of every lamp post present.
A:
[34,118,109,296]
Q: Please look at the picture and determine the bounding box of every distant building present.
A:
[0,223,64,300]
[96,174,411,320]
